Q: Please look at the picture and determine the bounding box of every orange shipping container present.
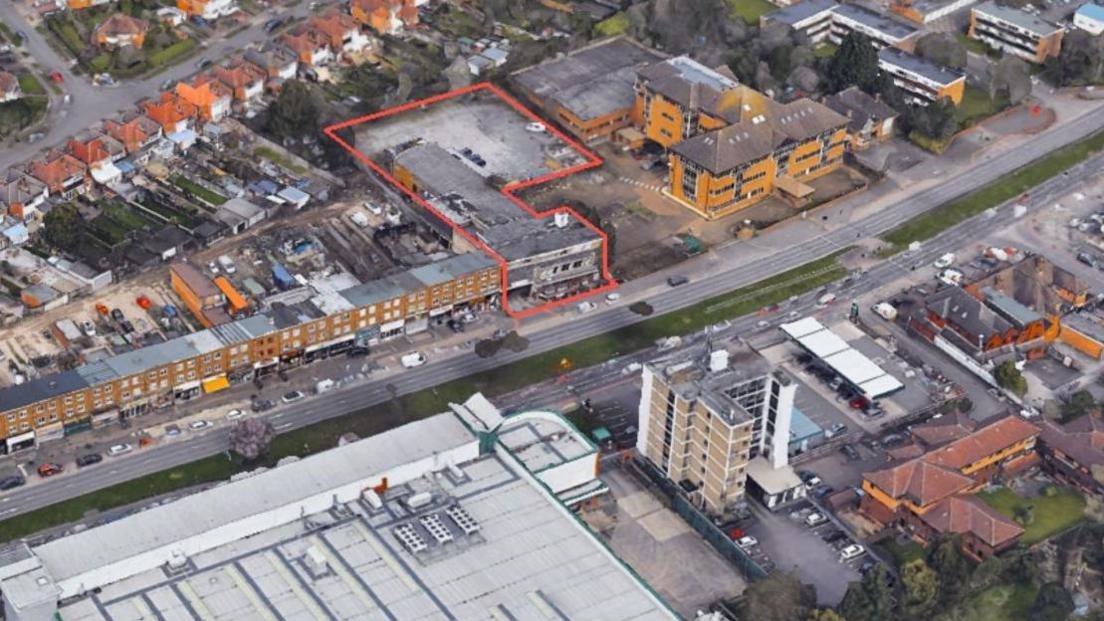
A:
[213,276,249,313]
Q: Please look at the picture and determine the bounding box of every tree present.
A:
[768,43,794,81]
[266,80,319,143]
[1045,29,1104,87]
[914,32,967,69]
[826,32,879,93]
[629,301,654,316]
[739,572,816,621]
[474,338,502,358]
[320,122,357,171]
[807,610,845,621]
[1030,582,1075,621]
[840,565,895,621]
[988,56,1032,105]
[43,202,83,250]
[909,98,959,141]
[994,360,1028,397]
[501,331,529,353]
[1062,389,1095,421]
[926,535,972,605]
[229,418,276,462]
[899,559,938,618]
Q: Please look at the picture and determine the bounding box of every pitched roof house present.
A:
[175,79,233,121]
[212,58,267,102]
[0,72,23,103]
[141,92,198,133]
[279,26,334,66]
[93,13,150,49]
[309,8,373,55]
[104,113,163,154]
[350,0,418,35]
[28,150,88,196]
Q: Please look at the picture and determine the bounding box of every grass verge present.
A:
[594,12,630,36]
[956,85,1008,128]
[0,253,846,542]
[878,129,1104,256]
[16,74,46,97]
[977,486,1085,545]
[875,538,925,569]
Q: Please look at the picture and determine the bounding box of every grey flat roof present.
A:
[764,0,839,25]
[512,37,665,121]
[832,3,919,40]
[878,47,966,86]
[973,0,1062,35]
[34,414,476,583]
[0,370,90,415]
[394,142,600,262]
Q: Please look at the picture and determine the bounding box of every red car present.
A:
[49,71,63,84]
[849,397,870,410]
[37,463,63,478]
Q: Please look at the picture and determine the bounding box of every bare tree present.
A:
[229,418,276,462]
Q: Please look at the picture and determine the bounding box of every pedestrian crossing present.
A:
[618,176,665,193]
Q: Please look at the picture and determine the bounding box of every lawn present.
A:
[956,84,1008,128]
[957,33,992,56]
[254,147,307,175]
[813,43,838,59]
[46,14,86,57]
[727,0,776,24]
[102,200,155,230]
[594,11,630,36]
[878,129,1104,255]
[0,253,846,542]
[934,583,1037,621]
[876,538,925,568]
[977,486,1086,545]
[171,175,228,206]
[146,37,198,69]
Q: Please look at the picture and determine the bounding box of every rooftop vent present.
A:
[553,212,570,228]
[709,350,729,372]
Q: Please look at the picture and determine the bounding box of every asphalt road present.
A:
[0,1,317,171]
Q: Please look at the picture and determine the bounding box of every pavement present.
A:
[0,0,321,170]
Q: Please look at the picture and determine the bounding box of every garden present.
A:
[46,5,197,78]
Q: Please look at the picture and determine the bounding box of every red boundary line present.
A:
[323,82,618,319]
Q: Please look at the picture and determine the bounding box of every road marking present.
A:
[276,423,292,431]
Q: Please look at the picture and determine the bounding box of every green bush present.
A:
[146,37,197,68]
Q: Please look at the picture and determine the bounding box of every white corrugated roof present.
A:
[780,316,825,339]
[860,374,905,398]
[797,329,849,358]
[823,348,885,384]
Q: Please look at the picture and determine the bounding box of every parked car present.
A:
[577,301,597,314]
[110,308,125,322]
[282,390,305,403]
[76,453,103,468]
[933,253,955,269]
[81,320,96,336]
[805,512,828,527]
[401,352,427,368]
[822,530,848,544]
[840,444,861,461]
[840,544,866,561]
[605,292,622,304]
[735,536,758,549]
[195,58,213,70]
[36,463,63,478]
[189,420,213,430]
[164,424,181,437]
[226,409,245,420]
[108,443,133,456]
[0,475,24,491]
[252,399,276,413]
[803,476,822,491]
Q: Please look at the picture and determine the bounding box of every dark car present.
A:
[252,399,276,413]
[119,320,135,334]
[821,530,848,544]
[840,444,861,461]
[76,453,103,468]
[110,308,125,322]
[0,475,25,491]
[347,346,370,357]
[667,275,689,287]
[263,18,284,32]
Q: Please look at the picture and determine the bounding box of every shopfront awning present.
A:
[201,375,230,394]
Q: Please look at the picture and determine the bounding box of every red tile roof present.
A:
[94,13,149,39]
[920,495,1024,547]
[924,416,1039,471]
[864,459,975,508]
[1039,415,1104,471]
[911,410,977,448]
[0,71,20,97]
[28,151,86,189]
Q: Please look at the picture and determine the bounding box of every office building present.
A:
[637,340,798,517]
[0,398,676,620]
[1074,2,1104,35]
[969,1,1064,64]
[878,47,966,105]
[891,0,980,24]
[634,55,744,149]
[0,254,499,453]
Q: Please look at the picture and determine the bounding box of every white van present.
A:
[815,293,837,308]
[401,352,427,368]
[872,302,897,321]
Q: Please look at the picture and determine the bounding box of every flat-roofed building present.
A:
[891,0,980,24]
[760,0,839,44]
[391,141,603,301]
[1074,2,1104,35]
[969,1,1064,63]
[878,47,966,105]
[637,340,798,517]
[829,3,920,49]
[0,402,677,620]
[0,254,498,452]
[511,37,665,144]
[634,56,744,149]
